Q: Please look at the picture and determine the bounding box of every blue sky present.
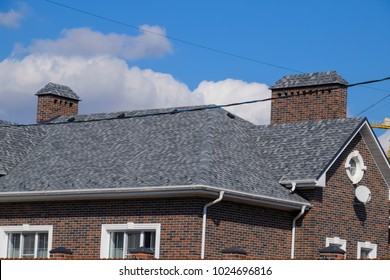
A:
[0,0,389,150]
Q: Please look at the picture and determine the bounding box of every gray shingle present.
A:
[253,117,365,182]
[0,106,307,204]
[270,71,348,89]
[35,82,81,101]
[0,125,47,175]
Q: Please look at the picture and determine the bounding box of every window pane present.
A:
[144,231,156,251]
[127,232,141,252]
[37,233,49,258]
[22,233,35,258]
[110,232,124,258]
[361,248,371,259]
[349,159,357,175]
[7,233,20,258]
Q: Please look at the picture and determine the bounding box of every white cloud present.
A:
[379,130,390,155]
[1,25,270,124]
[17,26,172,60]
[194,79,270,124]
[0,8,24,28]
[0,54,270,125]
[0,3,29,28]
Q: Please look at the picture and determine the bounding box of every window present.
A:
[0,225,53,259]
[109,231,156,258]
[100,223,160,259]
[345,151,366,184]
[326,237,347,251]
[357,241,377,259]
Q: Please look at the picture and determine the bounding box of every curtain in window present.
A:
[7,233,20,258]
[37,233,49,258]
[110,232,124,258]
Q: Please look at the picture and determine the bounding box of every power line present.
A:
[0,89,322,128]
[348,76,390,116]
[355,92,390,116]
[361,85,389,93]
[43,0,304,74]
[1,75,389,128]
[347,76,390,87]
[43,1,390,95]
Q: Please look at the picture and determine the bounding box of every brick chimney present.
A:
[270,71,348,124]
[35,82,80,123]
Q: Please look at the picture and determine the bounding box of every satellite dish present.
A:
[355,185,371,204]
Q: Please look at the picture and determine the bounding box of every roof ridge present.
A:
[261,117,365,128]
[48,105,215,123]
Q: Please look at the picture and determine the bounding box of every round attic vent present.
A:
[345,151,366,184]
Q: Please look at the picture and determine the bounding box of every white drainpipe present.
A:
[291,205,306,259]
[201,191,224,259]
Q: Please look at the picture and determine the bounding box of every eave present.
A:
[0,184,310,211]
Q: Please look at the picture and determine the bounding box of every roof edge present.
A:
[0,185,310,211]
[360,121,390,190]
[316,118,367,182]
[314,119,390,191]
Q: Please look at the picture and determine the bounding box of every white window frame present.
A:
[100,222,160,259]
[345,150,367,184]
[357,241,377,259]
[0,224,53,259]
[326,236,347,252]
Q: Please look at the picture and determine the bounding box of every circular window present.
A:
[345,151,366,184]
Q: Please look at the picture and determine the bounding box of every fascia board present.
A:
[0,184,310,211]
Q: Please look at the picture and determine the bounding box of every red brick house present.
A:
[0,71,389,260]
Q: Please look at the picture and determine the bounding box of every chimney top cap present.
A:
[35,82,81,101]
[270,71,347,90]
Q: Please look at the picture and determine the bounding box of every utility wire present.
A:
[1,75,389,128]
[348,76,390,116]
[0,89,320,128]
[347,76,390,87]
[43,0,304,74]
[355,92,390,116]
[44,0,390,94]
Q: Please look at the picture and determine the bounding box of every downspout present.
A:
[201,191,224,260]
[291,205,306,259]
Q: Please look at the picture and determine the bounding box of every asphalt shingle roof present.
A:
[0,107,307,204]
[35,82,81,101]
[0,124,46,175]
[253,117,365,182]
[270,71,348,89]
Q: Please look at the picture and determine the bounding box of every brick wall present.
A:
[294,132,389,259]
[36,95,78,123]
[270,85,347,124]
[0,136,388,260]
[0,197,293,260]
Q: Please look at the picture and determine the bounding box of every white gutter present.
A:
[0,184,310,210]
[201,191,224,259]
[291,205,306,259]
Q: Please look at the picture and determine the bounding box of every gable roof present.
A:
[253,117,365,183]
[0,106,309,210]
[270,71,348,89]
[35,82,81,101]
